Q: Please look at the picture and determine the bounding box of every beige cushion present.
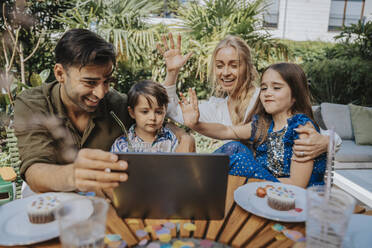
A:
[349,104,372,145]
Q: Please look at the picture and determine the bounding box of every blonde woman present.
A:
[157,33,341,161]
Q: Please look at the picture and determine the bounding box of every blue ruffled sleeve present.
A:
[284,114,326,186]
[283,114,319,146]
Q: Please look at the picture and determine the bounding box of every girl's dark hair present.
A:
[128,80,169,109]
[252,63,316,147]
[55,29,116,69]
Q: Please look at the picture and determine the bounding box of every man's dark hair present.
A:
[128,80,169,109]
[55,29,116,69]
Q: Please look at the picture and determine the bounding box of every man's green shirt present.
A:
[14,81,133,179]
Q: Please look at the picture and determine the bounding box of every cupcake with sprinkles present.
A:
[267,186,296,211]
[27,195,61,224]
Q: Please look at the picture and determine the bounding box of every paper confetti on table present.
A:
[163,222,176,229]
[183,223,196,231]
[271,223,284,232]
[139,239,149,246]
[275,234,287,241]
[105,240,127,248]
[156,227,171,235]
[172,240,185,248]
[153,224,163,231]
[118,241,127,248]
[199,239,213,248]
[105,234,122,242]
[182,241,194,247]
[158,234,172,243]
[136,229,148,238]
[128,219,139,224]
[282,229,305,242]
[146,242,160,248]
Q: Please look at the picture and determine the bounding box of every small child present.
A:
[180,63,326,188]
[111,80,178,153]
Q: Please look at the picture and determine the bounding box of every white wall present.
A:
[264,0,372,42]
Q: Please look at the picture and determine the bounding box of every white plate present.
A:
[234,182,306,222]
[0,192,93,246]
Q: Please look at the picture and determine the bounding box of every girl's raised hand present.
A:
[157,33,193,73]
[179,88,200,128]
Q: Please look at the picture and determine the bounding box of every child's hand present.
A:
[180,88,200,128]
[156,33,193,73]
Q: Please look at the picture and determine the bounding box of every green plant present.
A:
[57,0,163,65]
[301,20,372,107]
[332,20,372,60]
[151,0,289,100]
[304,57,372,106]
[0,127,22,199]
[177,0,288,71]
[281,40,334,64]
[1,1,68,115]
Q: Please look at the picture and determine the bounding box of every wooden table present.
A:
[6,176,312,248]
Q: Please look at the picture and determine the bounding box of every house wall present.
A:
[264,0,372,42]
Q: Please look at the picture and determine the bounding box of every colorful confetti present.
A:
[271,223,284,232]
[199,239,213,248]
[182,241,194,247]
[147,242,160,248]
[136,229,148,238]
[294,208,303,213]
[163,222,176,229]
[105,241,119,247]
[183,223,196,231]
[105,240,127,248]
[275,234,287,241]
[145,226,154,233]
[172,240,185,248]
[105,234,122,242]
[139,239,149,246]
[156,227,171,235]
[118,241,127,248]
[153,224,163,231]
[128,219,139,224]
[282,229,305,242]
[158,234,172,243]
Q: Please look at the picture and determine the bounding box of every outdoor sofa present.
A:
[313,103,372,170]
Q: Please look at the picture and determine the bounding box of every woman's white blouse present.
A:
[165,84,260,125]
[164,84,342,148]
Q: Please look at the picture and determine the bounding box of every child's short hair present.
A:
[128,80,169,109]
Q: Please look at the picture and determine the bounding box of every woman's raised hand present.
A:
[180,88,200,128]
[157,33,193,74]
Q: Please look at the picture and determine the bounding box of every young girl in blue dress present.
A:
[180,63,326,188]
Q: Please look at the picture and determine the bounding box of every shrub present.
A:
[304,57,372,106]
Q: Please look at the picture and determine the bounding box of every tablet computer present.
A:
[112,153,229,220]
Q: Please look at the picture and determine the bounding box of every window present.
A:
[263,0,280,28]
[329,0,365,31]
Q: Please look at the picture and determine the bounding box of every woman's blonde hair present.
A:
[209,35,259,125]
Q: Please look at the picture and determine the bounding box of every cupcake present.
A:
[27,195,61,224]
[267,186,296,211]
